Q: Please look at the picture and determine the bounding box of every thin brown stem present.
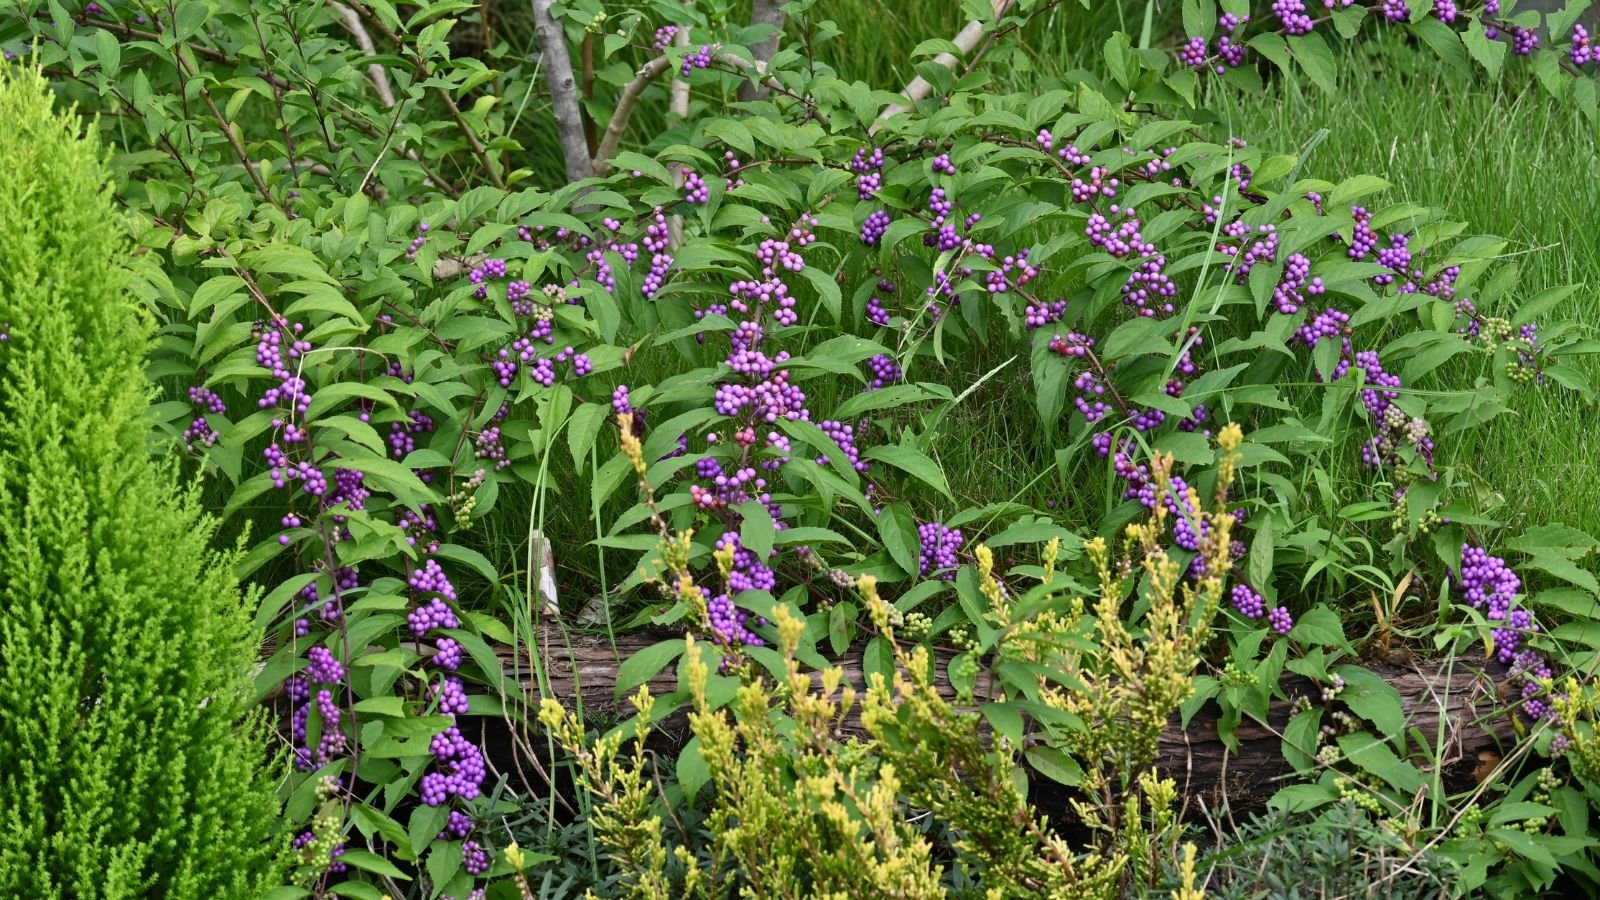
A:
[581,32,598,155]
[341,0,504,187]
[171,43,284,211]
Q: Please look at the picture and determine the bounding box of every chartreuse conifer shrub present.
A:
[0,66,285,898]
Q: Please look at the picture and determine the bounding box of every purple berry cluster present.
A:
[1271,252,1322,314]
[1457,545,1540,664]
[1573,25,1594,65]
[1271,0,1314,35]
[1171,0,1594,91]
[918,522,963,580]
[405,221,428,260]
[680,43,713,77]
[865,353,902,390]
[682,169,709,204]
[860,209,892,246]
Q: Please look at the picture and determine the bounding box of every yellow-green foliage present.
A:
[0,65,285,897]
[544,428,1246,898]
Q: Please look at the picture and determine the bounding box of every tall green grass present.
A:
[1213,34,1600,538]
[484,7,1600,614]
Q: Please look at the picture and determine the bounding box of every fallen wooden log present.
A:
[505,623,1520,813]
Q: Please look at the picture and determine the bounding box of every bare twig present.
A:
[172,48,282,211]
[327,0,396,107]
[593,55,672,176]
[737,0,787,103]
[874,0,1016,128]
[532,0,594,184]
[592,52,780,176]
[341,0,504,188]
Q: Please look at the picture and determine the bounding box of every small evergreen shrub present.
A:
[0,66,285,898]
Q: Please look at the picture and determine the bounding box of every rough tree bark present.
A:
[512,623,1519,812]
[736,0,787,103]
[532,0,594,183]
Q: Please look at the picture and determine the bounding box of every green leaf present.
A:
[616,640,685,699]
[878,503,920,577]
[434,543,500,584]
[1462,19,1506,81]
[187,275,246,318]
[981,702,1024,745]
[332,456,434,511]
[1247,32,1293,78]
[1282,708,1322,773]
[736,499,776,560]
[1290,605,1349,651]
[94,27,121,74]
[864,443,953,500]
[335,849,410,880]
[798,264,843,323]
[833,383,944,419]
[1103,31,1133,87]
[1331,4,1367,38]
[1182,0,1216,38]
[408,804,448,858]
[1333,665,1405,736]
[829,601,859,655]
[948,650,977,697]
[348,803,410,854]
[1337,732,1423,794]
[863,636,894,684]
[1288,31,1337,94]
[1505,523,1598,559]
[352,697,407,717]
[1513,285,1578,327]
[1532,588,1600,620]
[1102,315,1174,361]
[610,151,673,184]
[567,400,610,469]
[426,841,462,894]
[175,0,210,38]
[910,37,962,58]
[1328,174,1391,207]
[1548,0,1591,41]
[1268,783,1338,813]
[1488,827,1559,868]
[1409,17,1468,72]
[678,737,710,800]
[1248,513,1275,599]
[1522,554,1599,594]
[704,119,755,156]
[329,884,388,900]
[1025,746,1083,786]
[243,244,337,285]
